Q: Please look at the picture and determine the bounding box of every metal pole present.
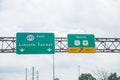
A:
[25,68,27,80]
[37,71,39,80]
[78,65,80,78]
[32,67,34,80]
[53,54,55,80]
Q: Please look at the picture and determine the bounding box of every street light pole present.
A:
[25,68,27,80]
[53,54,55,80]
[78,65,80,78]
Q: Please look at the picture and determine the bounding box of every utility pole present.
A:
[25,68,27,80]
[37,71,39,80]
[32,67,34,80]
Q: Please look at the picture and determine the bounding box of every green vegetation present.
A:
[78,72,120,80]
[79,73,96,80]
[108,73,120,80]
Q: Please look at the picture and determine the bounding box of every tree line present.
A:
[79,72,120,80]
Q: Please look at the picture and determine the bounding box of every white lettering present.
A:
[76,36,86,39]
[19,43,36,47]
[36,35,45,38]
[38,43,53,47]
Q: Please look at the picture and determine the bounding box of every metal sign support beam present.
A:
[0,37,120,53]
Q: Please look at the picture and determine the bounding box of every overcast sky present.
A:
[0,0,120,80]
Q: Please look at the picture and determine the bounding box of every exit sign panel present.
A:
[67,34,96,53]
[16,33,55,54]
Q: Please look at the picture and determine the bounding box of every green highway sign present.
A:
[67,34,96,53]
[16,33,55,54]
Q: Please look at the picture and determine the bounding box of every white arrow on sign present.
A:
[47,48,52,52]
[19,48,25,52]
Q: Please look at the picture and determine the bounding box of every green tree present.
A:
[118,76,120,80]
[108,73,120,80]
[79,73,96,80]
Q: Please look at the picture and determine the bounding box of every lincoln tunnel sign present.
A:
[16,33,55,54]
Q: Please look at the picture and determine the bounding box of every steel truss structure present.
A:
[0,37,120,53]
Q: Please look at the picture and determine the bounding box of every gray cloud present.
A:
[1,0,120,37]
